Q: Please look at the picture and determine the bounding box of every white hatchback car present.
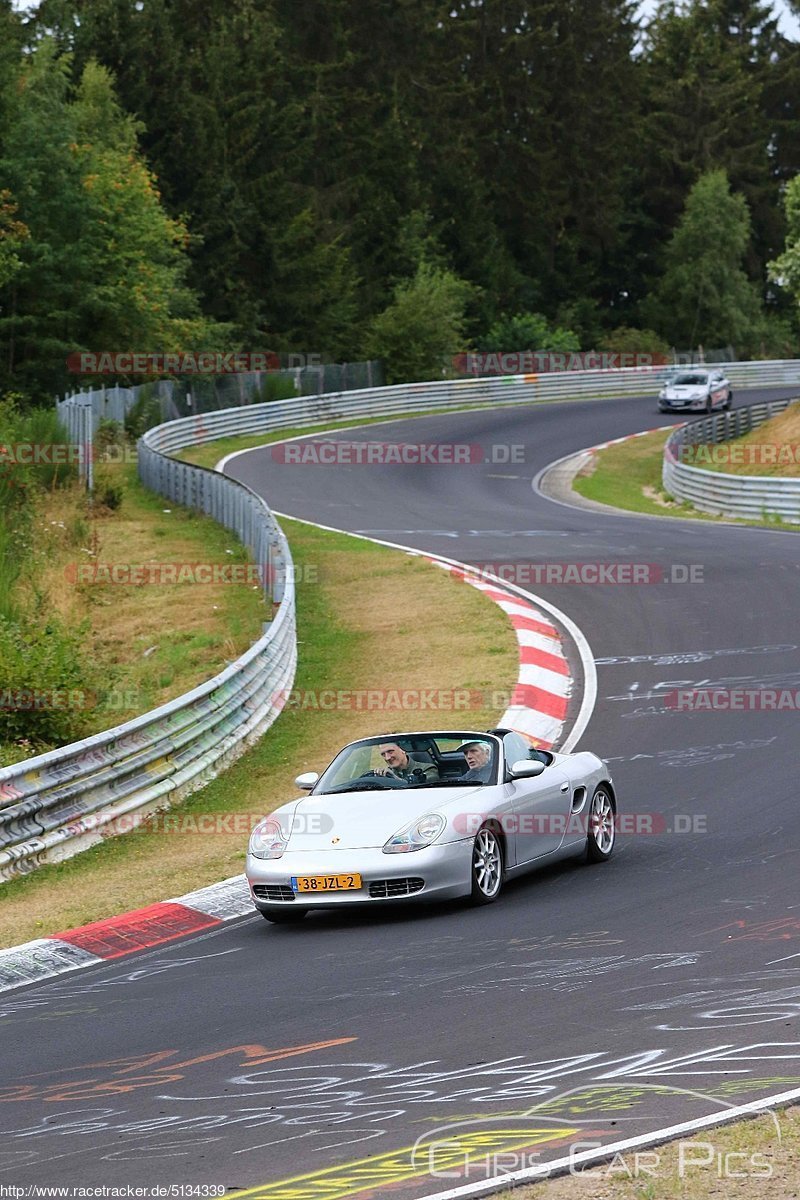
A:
[658,369,733,413]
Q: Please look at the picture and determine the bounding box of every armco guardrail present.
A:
[4,359,800,880]
[130,359,800,458]
[663,396,800,522]
[0,450,296,882]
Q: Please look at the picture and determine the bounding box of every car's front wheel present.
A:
[724,389,733,410]
[587,786,616,863]
[470,824,504,904]
[260,907,308,924]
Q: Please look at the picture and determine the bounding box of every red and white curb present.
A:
[589,424,679,451]
[0,875,252,994]
[428,560,570,749]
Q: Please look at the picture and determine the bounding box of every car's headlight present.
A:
[249,818,288,860]
[383,813,445,854]
[659,388,667,398]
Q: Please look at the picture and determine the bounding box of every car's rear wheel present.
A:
[260,907,308,924]
[587,786,615,862]
[470,824,504,904]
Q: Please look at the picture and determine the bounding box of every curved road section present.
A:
[2,387,799,1199]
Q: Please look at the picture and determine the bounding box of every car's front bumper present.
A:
[246,840,474,911]
[658,397,710,411]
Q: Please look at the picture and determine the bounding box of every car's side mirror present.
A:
[295,771,319,790]
[509,759,546,779]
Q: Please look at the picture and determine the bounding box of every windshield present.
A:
[672,373,709,386]
[313,733,500,793]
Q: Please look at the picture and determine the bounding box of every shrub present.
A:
[363,262,477,383]
[94,418,127,456]
[124,386,163,439]
[0,613,97,749]
[92,471,124,510]
[478,311,580,354]
[259,373,300,403]
[598,326,671,357]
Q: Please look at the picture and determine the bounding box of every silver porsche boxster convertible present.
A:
[246,729,617,922]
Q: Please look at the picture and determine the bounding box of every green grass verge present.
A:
[573,429,798,530]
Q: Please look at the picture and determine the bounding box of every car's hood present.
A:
[284,785,485,851]
[666,385,707,397]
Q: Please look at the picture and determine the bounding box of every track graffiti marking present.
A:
[3,1043,800,1172]
[596,645,797,667]
[603,739,777,767]
[230,1127,582,1200]
[0,1040,357,1104]
[699,918,800,942]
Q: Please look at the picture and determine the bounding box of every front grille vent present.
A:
[253,884,295,902]
[369,877,424,898]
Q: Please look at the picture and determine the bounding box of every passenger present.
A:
[457,740,493,783]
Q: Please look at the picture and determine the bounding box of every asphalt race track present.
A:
[3,387,800,1198]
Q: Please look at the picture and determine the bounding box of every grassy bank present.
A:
[1,457,267,765]
[573,429,797,529]
[700,399,800,476]
[0,515,518,946]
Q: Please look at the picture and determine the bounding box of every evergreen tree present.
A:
[647,169,763,349]
[0,42,91,399]
[640,0,784,282]
[0,192,28,290]
[769,175,800,317]
[364,261,476,383]
[0,41,221,400]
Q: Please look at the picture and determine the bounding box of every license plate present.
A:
[292,874,362,893]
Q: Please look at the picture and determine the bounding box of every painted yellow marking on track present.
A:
[234,1126,580,1200]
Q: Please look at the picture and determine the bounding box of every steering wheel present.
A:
[357,771,412,788]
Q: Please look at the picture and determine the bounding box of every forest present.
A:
[2,0,800,401]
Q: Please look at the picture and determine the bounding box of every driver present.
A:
[372,742,439,784]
